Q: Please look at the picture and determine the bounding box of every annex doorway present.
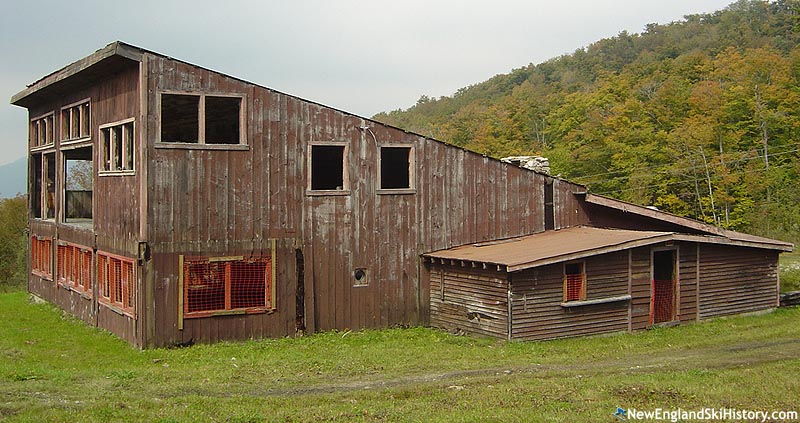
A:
[651,249,677,325]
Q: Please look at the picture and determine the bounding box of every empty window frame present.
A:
[31,236,53,279]
[57,242,92,297]
[30,153,57,220]
[100,119,135,174]
[378,145,414,191]
[308,143,349,192]
[63,146,93,222]
[61,100,91,142]
[97,252,136,317]
[181,256,274,318]
[30,112,55,149]
[160,93,244,145]
[563,261,586,302]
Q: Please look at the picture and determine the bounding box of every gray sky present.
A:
[0,0,734,166]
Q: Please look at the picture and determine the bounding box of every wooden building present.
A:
[424,222,790,340]
[11,42,792,347]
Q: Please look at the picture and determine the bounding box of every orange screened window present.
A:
[183,256,273,318]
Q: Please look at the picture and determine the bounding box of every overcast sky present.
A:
[0,0,734,166]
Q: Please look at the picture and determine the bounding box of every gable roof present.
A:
[423,225,792,272]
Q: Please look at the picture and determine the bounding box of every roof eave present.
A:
[10,41,143,107]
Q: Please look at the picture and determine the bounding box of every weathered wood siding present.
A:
[429,264,508,339]
[678,244,699,322]
[698,244,779,319]
[630,246,652,331]
[144,53,590,345]
[510,251,630,340]
[26,61,142,346]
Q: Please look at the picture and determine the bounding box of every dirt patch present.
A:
[239,337,800,397]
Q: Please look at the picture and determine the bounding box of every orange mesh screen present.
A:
[565,274,585,302]
[184,256,271,317]
[56,243,92,295]
[31,236,53,278]
[97,252,136,317]
[651,279,675,324]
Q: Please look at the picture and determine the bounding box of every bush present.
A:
[0,195,27,292]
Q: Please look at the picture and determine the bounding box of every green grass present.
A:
[780,251,800,292]
[1,291,799,422]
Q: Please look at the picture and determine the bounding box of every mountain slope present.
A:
[0,157,26,198]
[373,0,800,242]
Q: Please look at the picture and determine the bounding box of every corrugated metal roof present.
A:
[423,226,674,272]
[423,225,792,272]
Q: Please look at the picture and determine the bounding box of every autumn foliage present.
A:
[375,0,800,242]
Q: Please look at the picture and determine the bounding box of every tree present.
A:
[0,195,27,291]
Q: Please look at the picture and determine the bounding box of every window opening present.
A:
[64,147,93,222]
[183,256,273,317]
[160,93,243,145]
[100,120,135,173]
[380,146,412,190]
[61,100,90,142]
[57,243,92,296]
[544,180,555,230]
[30,113,54,148]
[310,145,346,191]
[564,262,586,302]
[161,94,199,143]
[31,154,42,218]
[97,252,136,317]
[31,236,53,278]
[205,96,241,144]
[44,153,56,219]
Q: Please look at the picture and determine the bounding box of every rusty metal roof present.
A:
[423,226,792,272]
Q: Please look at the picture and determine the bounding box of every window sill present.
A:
[184,307,275,319]
[31,271,53,280]
[377,188,416,195]
[60,139,92,150]
[306,190,351,197]
[560,295,631,308]
[155,142,250,151]
[99,171,136,177]
[99,300,136,319]
[58,281,92,300]
[30,144,55,152]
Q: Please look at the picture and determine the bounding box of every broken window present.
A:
[31,153,56,220]
[64,146,93,222]
[309,144,347,191]
[100,119,135,173]
[161,94,199,143]
[563,261,586,302]
[30,113,54,148]
[205,96,241,144]
[379,146,413,190]
[31,153,42,218]
[97,252,136,317]
[182,256,273,317]
[160,93,243,145]
[61,100,91,142]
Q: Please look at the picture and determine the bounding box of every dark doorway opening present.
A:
[651,249,677,324]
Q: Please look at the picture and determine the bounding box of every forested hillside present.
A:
[374,0,800,242]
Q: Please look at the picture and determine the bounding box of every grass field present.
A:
[1,291,799,422]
